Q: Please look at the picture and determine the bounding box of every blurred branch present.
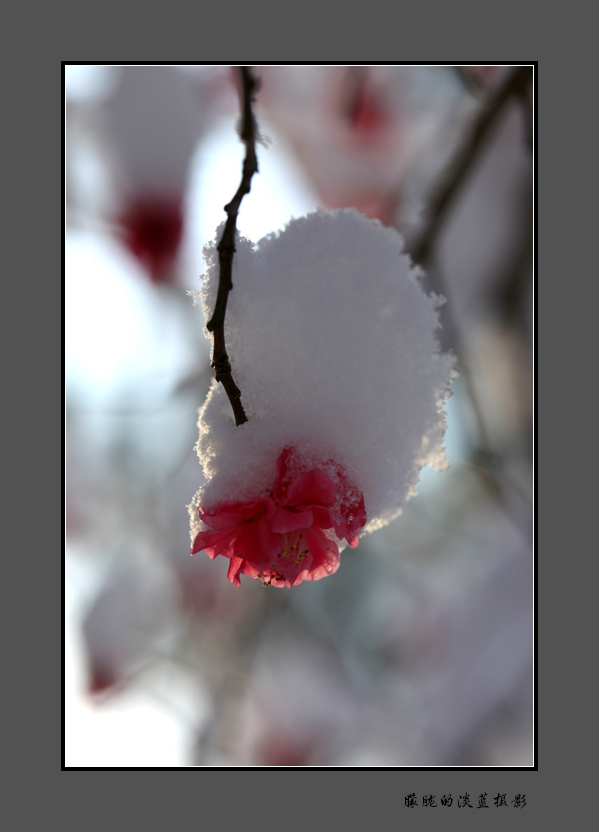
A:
[404,68,534,538]
[206,66,260,427]
[195,589,287,765]
[409,65,533,267]
[495,185,534,330]
[515,83,534,151]
[451,65,480,95]
[405,65,533,471]
[452,66,534,153]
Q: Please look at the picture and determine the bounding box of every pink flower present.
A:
[191,448,366,588]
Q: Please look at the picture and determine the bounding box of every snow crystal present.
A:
[189,208,455,545]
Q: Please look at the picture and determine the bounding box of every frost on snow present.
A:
[189,209,455,587]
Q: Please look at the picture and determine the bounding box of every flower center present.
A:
[277,530,310,564]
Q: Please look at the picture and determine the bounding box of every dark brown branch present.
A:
[451,65,481,95]
[515,83,534,152]
[409,65,533,267]
[403,67,534,528]
[206,66,260,426]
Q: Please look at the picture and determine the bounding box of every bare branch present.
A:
[206,66,260,427]
[409,65,533,267]
[402,67,534,536]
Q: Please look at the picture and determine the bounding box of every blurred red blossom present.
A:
[119,192,184,283]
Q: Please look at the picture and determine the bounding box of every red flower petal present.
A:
[285,468,336,507]
[270,506,314,533]
[310,505,336,530]
[227,556,245,587]
[200,498,269,530]
[235,516,281,568]
[191,526,236,557]
[192,447,366,587]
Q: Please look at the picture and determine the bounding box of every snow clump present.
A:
[189,208,455,586]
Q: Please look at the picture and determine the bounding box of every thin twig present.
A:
[404,66,534,535]
[451,65,481,95]
[409,65,533,267]
[194,590,287,765]
[515,83,534,152]
[404,65,533,455]
[206,66,260,427]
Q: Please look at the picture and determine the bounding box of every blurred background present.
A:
[64,64,534,767]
